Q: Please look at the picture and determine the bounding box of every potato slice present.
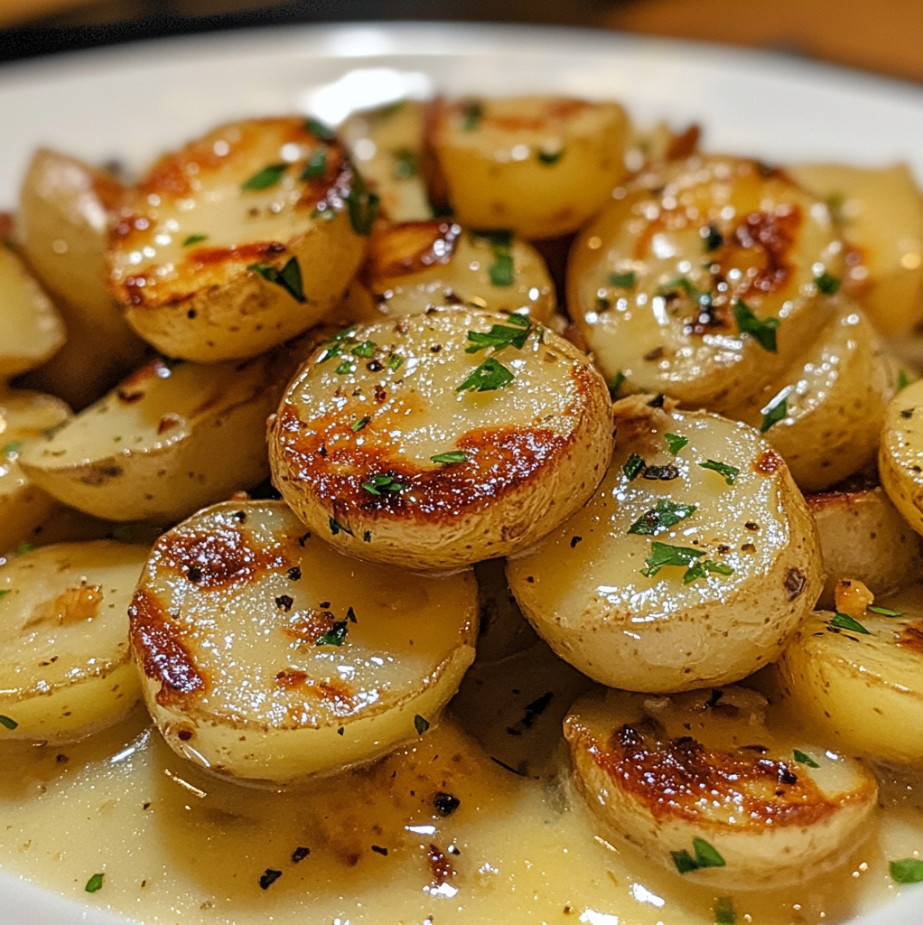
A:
[426,96,629,238]
[879,377,923,537]
[19,343,303,523]
[129,500,478,783]
[567,155,844,410]
[268,308,613,570]
[506,396,822,692]
[0,389,72,554]
[789,161,923,337]
[107,117,368,362]
[0,246,65,382]
[773,594,923,765]
[343,221,557,324]
[564,686,878,890]
[807,482,923,610]
[340,100,433,223]
[0,540,149,742]
[725,300,896,492]
[15,148,149,409]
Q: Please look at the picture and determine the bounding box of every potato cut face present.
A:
[567,155,844,409]
[507,397,822,691]
[344,222,557,324]
[774,594,923,765]
[19,346,301,523]
[0,540,149,742]
[879,377,923,537]
[427,96,629,238]
[728,300,896,492]
[0,246,65,382]
[564,686,878,891]
[129,501,478,783]
[269,307,614,570]
[107,117,368,361]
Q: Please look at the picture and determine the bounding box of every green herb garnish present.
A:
[300,148,327,181]
[830,612,871,634]
[0,714,18,730]
[641,542,704,578]
[608,371,626,395]
[608,271,637,288]
[457,357,515,393]
[760,396,788,433]
[248,257,306,303]
[351,340,377,358]
[698,459,739,485]
[414,714,431,734]
[461,101,483,132]
[671,837,726,874]
[316,620,349,646]
[346,170,380,236]
[537,149,563,165]
[623,453,645,481]
[683,559,734,584]
[392,148,419,180]
[714,896,736,924]
[482,231,515,287]
[431,451,468,464]
[351,416,371,432]
[734,301,779,352]
[387,354,404,371]
[361,474,406,495]
[329,517,353,537]
[466,319,530,354]
[868,604,903,617]
[890,858,923,884]
[814,272,841,295]
[793,749,820,768]
[85,873,104,893]
[2,441,22,456]
[335,360,356,375]
[182,233,207,247]
[628,500,698,536]
[664,433,688,455]
[241,162,288,191]
[305,117,335,142]
[703,224,724,252]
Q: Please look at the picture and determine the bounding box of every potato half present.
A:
[19,343,304,523]
[426,96,629,238]
[129,500,478,783]
[106,117,368,361]
[507,396,823,692]
[567,154,844,410]
[564,686,878,890]
[268,307,614,570]
[343,221,557,324]
[879,377,923,538]
[0,540,149,742]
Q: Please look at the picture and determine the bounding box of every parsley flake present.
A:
[457,357,515,393]
[734,301,779,352]
[414,714,431,734]
[628,500,698,536]
[890,858,923,884]
[814,271,841,295]
[431,451,467,464]
[671,838,726,874]
[351,340,377,358]
[641,542,704,578]
[248,257,306,303]
[300,148,328,181]
[466,320,530,354]
[683,559,734,585]
[714,896,736,925]
[336,360,357,375]
[698,459,739,485]
[622,453,645,481]
[346,170,380,236]
[392,148,419,180]
[241,162,288,191]
[2,441,22,456]
[608,271,636,288]
[537,148,564,165]
[461,101,483,132]
[761,396,788,433]
[793,749,820,768]
[664,433,688,455]
[361,474,406,495]
[351,416,371,432]
[329,517,353,537]
[387,354,404,371]
[0,589,10,599]
[830,612,871,634]
[702,224,724,252]
[868,604,903,617]
[482,231,515,287]
[898,369,911,391]
[316,620,349,646]
[0,714,18,730]
[304,117,335,142]
[608,371,626,395]
[85,873,104,893]
[182,233,207,247]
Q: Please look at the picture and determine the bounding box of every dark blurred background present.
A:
[2,0,921,84]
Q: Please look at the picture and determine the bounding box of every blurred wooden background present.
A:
[1,0,920,85]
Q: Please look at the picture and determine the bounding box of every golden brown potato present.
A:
[106,117,369,361]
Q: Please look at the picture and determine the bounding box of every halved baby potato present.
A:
[564,686,878,890]
[0,245,65,382]
[0,540,149,742]
[726,300,896,492]
[106,117,368,362]
[879,377,923,539]
[0,389,72,554]
[19,342,304,523]
[268,307,614,570]
[342,221,557,324]
[788,161,923,337]
[773,593,923,765]
[15,147,149,409]
[807,482,923,610]
[129,500,478,783]
[567,154,844,410]
[506,396,823,692]
[426,96,629,238]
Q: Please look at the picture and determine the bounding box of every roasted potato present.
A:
[879,377,923,537]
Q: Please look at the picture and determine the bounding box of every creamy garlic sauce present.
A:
[1,631,920,925]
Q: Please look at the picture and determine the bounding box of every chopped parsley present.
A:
[361,474,406,495]
[336,360,357,375]
[608,271,636,288]
[351,416,371,432]
[537,148,563,165]
[734,301,779,353]
[182,233,207,247]
[898,369,911,391]
[85,873,104,893]
[0,715,18,730]
[15,543,33,556]
[2,441,22,456]
[793,749,820,768]
[608,371,626,395]
[628,500,698,536]
[868,604,903,617]
[248,257,306,303]
[431,451,467,464]
[760,396,788,433]
[457,357,515,393]
[671,837,726,874]
[890,858,923,884]
[392,148,419,180]
[387,354,404,371]
[299,148,327,181]
[664,433,688,455]
[351,340,377,357]
[622,453,645,481]
[466,317,530,354]
[829,612,870,634]
[702,224,724,252]
[316,620,350,646]
[346,170,380,236]
[698,459,739,485]
[305,117,335,142]
[641,542,732,584]
[714,896,736,925]
[328,517,353,537]
[414,714,431,735]
[241,162,288,191]
[460,101,483,132]
[0,589,10,599]
[482,231,515,287]
[814,271,841,295]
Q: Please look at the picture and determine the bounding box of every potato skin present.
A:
[507,397,823,692]
[107,117,368,362]
[268,308,614,570]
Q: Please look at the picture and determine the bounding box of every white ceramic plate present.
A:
[1,21,922,925]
